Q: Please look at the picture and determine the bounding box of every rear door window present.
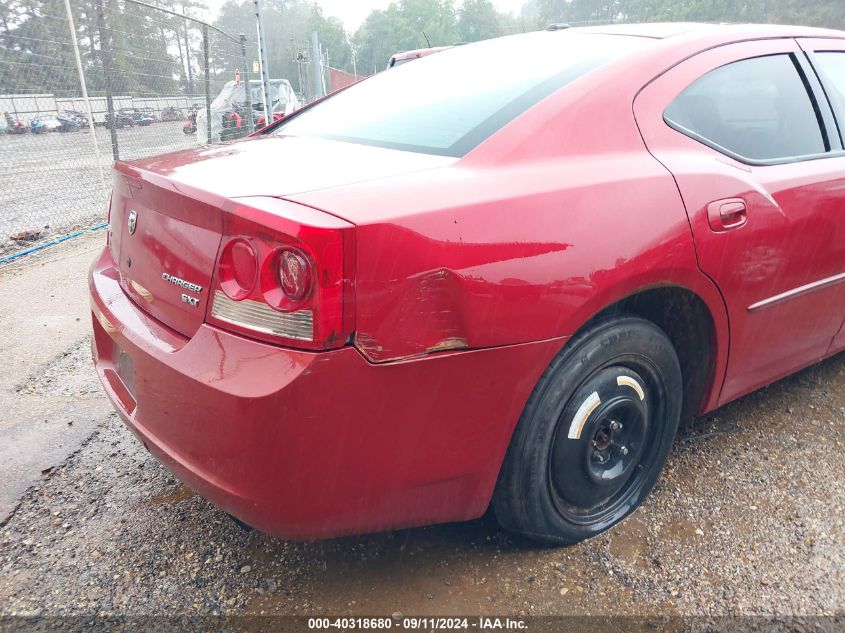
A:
[814,52,845,99]
[812,52,845,124]
[664,55,827,162]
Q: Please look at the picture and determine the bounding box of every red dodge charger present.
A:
[90,23,845,544]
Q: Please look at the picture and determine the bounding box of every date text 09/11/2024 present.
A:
[307,617,527,630]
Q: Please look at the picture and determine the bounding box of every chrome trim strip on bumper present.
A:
[748,271,845,313]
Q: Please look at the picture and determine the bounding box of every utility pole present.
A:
[253,0,272,123]
[311,31,324,99]
[182,7,194,95]
[94,0,119,161]
[202,24,211,143]
[240,34,254,132]
[63,0,105,182]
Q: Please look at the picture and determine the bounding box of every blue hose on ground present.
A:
[0,223,108,266]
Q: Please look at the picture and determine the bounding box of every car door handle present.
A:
[707,198,747,232]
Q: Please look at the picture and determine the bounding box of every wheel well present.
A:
[583,287,717,424]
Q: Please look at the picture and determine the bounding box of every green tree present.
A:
[0,0,81,95]
[458,0,502,41]
[211,0,355,95]
[103,0,184,95]
[352,6,412,75]
[353,0,462,75]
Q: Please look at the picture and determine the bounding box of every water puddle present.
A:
[149,483,195,505]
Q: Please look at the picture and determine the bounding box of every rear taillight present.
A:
[206,196,355,350]
[277,248,311,301]
[259,246,314,309]
[219,238,258,300]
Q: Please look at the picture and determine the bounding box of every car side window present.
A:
[664,54,826,162]
[813,52,845,115]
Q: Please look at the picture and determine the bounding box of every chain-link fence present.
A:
[0,0,263,258]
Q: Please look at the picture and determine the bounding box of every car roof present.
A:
[573,22,845,41]
[574,22,709,39]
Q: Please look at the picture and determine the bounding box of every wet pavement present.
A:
[0,235,111,520]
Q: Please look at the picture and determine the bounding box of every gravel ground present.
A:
[15,340,102,400]
[0,234,112,520]
[0,329,843,619]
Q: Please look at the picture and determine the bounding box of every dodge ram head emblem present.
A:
[127,210,138,235]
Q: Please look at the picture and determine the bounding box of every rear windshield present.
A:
[274,32,649,157]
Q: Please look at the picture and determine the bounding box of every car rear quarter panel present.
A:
[288,40,731,411]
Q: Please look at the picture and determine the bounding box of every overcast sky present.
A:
[202,0,528,31]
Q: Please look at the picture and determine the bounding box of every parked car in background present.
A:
[217,102,284,140]
[30,115,64,133]
[161,106,183,122]
[133,108,156,126]
[90,24,845,545]
[182,107,197,134]
[254,111,283,129]
[55,113,81,132]
[196,79,299,143]
[120,108,155,126]
[105,112,134,129]
[3,112,27,134]
[387,45,451,68]
[219,105,249,141]
[62,110,89,127]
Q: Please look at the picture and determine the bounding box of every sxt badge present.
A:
[181,293,200,307]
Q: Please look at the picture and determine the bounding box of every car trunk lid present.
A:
[118,134,455,199]
[109,167,224,338]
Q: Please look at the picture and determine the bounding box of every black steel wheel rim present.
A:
[548,362,664,527]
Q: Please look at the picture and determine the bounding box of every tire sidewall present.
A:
[496,318,682,544]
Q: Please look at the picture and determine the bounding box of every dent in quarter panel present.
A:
[326,154,706,362]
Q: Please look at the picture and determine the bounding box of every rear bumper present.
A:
[89,247,563,539]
